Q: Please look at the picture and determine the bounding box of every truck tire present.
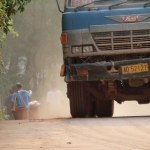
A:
[96,100,114,117]
[67,82,87,118]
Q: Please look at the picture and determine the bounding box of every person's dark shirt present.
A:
[4,95,14,119]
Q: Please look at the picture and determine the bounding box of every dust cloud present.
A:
[35,75,71,119]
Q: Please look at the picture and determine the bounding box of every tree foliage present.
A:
[0,110,10,120]
[0,0,32,75]
[0,0,31,43]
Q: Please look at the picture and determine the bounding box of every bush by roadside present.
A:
[0,111,10,120]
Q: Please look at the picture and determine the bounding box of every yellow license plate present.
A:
[121,63,149,74]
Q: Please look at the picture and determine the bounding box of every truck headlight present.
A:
[83,46,93,53]
[72,47,82,53]
[72,46,93,53]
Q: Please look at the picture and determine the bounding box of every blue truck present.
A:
[57,0,150,118]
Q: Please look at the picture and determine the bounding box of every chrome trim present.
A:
[90,22,150,32]
[105,14,150,23]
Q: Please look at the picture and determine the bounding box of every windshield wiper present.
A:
[109,0,129,10]
[144,2,150,8]
[75,0,101,11]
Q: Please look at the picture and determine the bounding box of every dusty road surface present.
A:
[0,117,150,150]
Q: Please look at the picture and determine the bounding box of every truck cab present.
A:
[58,0,150,118]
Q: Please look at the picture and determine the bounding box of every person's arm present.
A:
[3,99,7,112]
[11,93,16,111]
[29,90,32,95]
[11,103,15,111]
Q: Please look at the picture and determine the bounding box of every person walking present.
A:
[4,89,14,120]
[11,82,32,120]
[46,81,64,118]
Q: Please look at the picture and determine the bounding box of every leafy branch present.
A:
[0,0,32,74]
[0,110,10,120]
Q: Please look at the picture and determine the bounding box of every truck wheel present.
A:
[67,82,87,118]
[96,100,114,117]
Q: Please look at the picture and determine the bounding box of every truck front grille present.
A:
[92,29,150,51]
[85,53,150,62]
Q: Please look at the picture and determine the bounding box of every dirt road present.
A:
[0,117,150,150]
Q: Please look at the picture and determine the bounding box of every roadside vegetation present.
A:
[0,111,9,120]
[0,0,64,108]
[0,0,32,119]
[0,0,32,74]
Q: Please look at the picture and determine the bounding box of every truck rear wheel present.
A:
[96,100,114,117]
[67,82,87,118]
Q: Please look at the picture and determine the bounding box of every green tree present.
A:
[0,0,32,43]
[0,0,32,75]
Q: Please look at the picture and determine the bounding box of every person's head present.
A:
[51,81,57,89]
[16,82,22,90]
[12,85,18,93]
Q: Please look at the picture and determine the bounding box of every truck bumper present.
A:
[65,58,150,82]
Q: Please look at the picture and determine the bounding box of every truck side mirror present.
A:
[56,0,64,13]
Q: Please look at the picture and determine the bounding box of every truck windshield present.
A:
[75,0,101,10]
[66,0,150,8]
